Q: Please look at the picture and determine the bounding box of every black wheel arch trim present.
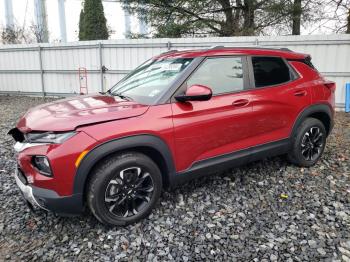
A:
[73,134,177,196]
[290,103,333,137]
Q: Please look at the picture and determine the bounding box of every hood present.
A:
[17,94,149,132]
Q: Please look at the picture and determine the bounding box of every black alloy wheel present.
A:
[104,166,154,217]
[287,117,327,167]
[87,152,162,226]
[300,126,324,161]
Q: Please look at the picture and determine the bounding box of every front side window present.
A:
[109,58,193,104]
[252,56,292,87]
[186,57,244,95]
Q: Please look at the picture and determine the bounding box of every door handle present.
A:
[294,90,307,97]
[232,99,249,107]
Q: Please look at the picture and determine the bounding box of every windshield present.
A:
[109,57,193,104]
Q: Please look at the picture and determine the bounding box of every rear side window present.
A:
[252,57,292,87]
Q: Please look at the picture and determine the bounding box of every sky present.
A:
[0,0,344,43]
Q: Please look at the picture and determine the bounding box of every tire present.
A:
[87,152,162,226]
[287,117,327,167]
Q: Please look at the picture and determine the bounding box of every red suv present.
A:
[9,47,335,226]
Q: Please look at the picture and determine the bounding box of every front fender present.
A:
[73,134,176,195]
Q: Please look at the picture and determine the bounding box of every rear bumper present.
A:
[15,168,84,216]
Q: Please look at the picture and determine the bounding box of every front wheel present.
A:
[288,117,327,167]
[87,152,162,226]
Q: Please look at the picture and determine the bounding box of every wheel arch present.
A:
[291,103,333,137]
[74,135,176,198]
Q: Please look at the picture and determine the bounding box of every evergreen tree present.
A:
[78,0,109,40]
[78,9,85,40]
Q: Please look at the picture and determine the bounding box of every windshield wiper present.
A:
[99,89,112,95]
[110,92,133,101]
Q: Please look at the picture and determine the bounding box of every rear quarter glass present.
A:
[288,61,325,102]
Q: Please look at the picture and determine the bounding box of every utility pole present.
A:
[58,0,67,42]
[34,0,49,42]
[4,0,14,29]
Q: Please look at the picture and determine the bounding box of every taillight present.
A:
[324,82,336,93]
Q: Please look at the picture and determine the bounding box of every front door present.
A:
[171,56,256,172]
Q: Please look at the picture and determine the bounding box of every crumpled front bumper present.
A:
[9,129,96,216]
[14,168,46,211]
[14,167,84,216]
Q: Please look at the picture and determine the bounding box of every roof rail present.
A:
[160,49,178,55]
[206,46,293,52]
[279,47,293,52]
[208,45,225,50]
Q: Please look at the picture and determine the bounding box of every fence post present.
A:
[167,41,172,50]
[38,46,45,96]
[346,83,350,113]
[99,42,104,92]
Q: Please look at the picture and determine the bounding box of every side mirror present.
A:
[175,84,213,102]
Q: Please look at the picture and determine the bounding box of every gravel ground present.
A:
[0,95,349,261]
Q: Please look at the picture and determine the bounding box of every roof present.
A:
[155,46,308,60]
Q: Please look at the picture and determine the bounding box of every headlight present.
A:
[25,131,77,144]
[32,156,52,176]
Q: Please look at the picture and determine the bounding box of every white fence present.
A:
[0,34,349,108]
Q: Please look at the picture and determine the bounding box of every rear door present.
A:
[248,56,312,146]
[171,56,257,171]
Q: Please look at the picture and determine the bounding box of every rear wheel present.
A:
[288,117,327,167]
[87,152,162,226]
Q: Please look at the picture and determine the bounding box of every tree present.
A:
[123,0,334,37]
[30,23,49,43]
[1,27,24,44]
[1,24,34,44]
[78,9,85,40]
[331,0,350,33]
[292,0,302,35]
[281,0,325,36]
[122,0,294,37]
[123,0,319,37]
[78,0,109,40]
